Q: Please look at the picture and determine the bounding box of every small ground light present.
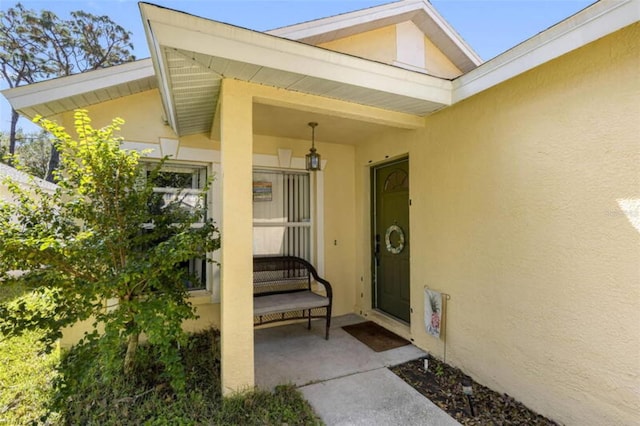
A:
[462,378,475,417]
[462,380,473,396]
[423,358,429,371]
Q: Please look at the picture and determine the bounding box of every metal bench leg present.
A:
[307,310,311,330]
[325,306,332,340]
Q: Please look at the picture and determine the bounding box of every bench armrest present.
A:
[253,255,332,301]
[308,265,332,301]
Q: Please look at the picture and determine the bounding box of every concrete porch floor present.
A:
[254,314,460,425]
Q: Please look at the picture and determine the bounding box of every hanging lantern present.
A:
[305,122,321,171]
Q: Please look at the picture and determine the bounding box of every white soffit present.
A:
[453,0,640,102]
[140,2,452,136]
[1,59,156,119]
[267,0,482,73]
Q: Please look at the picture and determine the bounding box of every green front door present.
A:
[372,158,410,323]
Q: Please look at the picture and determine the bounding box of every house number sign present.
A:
[385,224,405,254]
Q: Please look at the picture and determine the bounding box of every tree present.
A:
[1,129,53,178]
[0,3,135,176]
[14,130,52,178]
[0,110,220,390]
[0,131,7,159]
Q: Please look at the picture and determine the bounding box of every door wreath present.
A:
[385,224,405,254]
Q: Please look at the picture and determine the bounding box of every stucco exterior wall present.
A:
[58,90,178,142]
[318,25,397,65]
[355,24,639,425]
[316,22,462,76]
[424,36,462,78]
[320,142,357,316]
[49,19,638,419]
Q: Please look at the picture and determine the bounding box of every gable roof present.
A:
[139,2,452,136]
[267,0,482,73]
[0,163,57,193]
[1,0,637,138]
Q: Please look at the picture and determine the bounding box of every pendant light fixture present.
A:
[305,122,321,171]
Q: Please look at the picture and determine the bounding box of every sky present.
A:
[0,0,595,133]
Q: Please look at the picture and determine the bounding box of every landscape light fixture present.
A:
[305,122,321,171]
[462,378,476,417]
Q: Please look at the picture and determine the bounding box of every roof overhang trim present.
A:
[140,2,452,136]
[267,0,482,72]
[1,59,155,112]
[148,21,451,101]
[2,1,636,133]
[453,0,639,101]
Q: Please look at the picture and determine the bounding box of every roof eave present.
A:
[3,0,634,131]
[140,2,453,137]
[2,59,155,119]
[453,0,639,102]
[266,0,482,72]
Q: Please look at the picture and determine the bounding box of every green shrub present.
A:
[0,110,220,391]
[50,328,321,425]
[0,283,60,425]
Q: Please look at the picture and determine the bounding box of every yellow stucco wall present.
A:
[320,143,358,315]
[57,89,177,142]
[355,24,639,426]
[316,22,463,76]
[51,20,638,419]
[318,25,397,65]
[60,297,221,348]
[424,36,462,78]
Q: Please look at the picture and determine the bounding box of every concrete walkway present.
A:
[254,314,460,426]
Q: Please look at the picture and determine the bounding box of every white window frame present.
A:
[122,142,325,302]
[143,160,211,292]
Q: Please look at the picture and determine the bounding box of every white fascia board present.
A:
[1,59,155,111]
[418,0,482,67]
[145,16,452,106]
[267,0,424,40]
[267,0,481,69]
[140,3,179,135]
[453,0,639,102]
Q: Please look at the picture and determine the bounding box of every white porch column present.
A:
[219,79,254,395]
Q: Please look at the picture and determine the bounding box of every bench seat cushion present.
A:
[254,291,329,316]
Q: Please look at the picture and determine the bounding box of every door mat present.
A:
[342,321,410,352]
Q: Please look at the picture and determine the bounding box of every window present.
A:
[146,162,209,291]
[253,170,311,261]
[148,165,207,213]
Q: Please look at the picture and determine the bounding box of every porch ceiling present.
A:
[253,103,409,145]
[142,3,451,138]
[163,47,443,137]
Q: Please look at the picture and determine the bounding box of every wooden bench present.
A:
[253,256,332,339]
